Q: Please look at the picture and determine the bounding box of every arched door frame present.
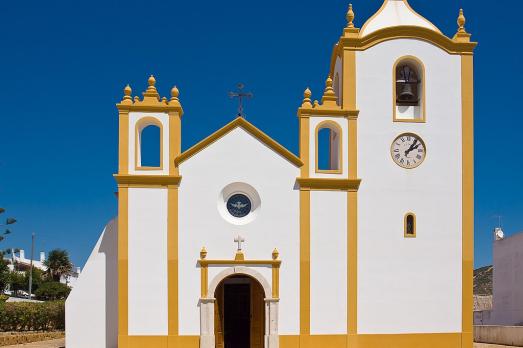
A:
[200,266,279,348]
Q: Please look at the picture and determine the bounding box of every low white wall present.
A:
[474,325,523,346]
[66,219,118,348]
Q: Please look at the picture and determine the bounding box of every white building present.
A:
[66,1,477,347]
[4,250,81,288]
[475,230,523,326]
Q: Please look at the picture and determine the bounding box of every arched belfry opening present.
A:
[214,275,265,348]
[393,56,425,122]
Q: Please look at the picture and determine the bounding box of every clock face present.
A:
[226,194,252,218]
[391,133,426,169]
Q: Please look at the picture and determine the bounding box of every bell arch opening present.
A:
[393,56,425,122]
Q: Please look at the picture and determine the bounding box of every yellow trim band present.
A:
[299,190,310,335]
[297,178,361,191]
[114,174,182,186]
[461,54,474,348]
[117,187,129,345]
[340,26,476,55]
[167,187,179,336]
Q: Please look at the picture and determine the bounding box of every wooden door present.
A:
[214,284,224,348]
[250,280,265,348]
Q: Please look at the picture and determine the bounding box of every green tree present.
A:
[9,271,25,296]
[25,267,44,294]
[35,282,70,301]
[44,249,73,282]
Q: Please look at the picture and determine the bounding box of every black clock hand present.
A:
[405,139,419,156]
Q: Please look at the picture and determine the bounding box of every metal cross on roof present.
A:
[228,83,253,118]
[234,235,245,252]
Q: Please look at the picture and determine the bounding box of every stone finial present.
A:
[143,74,159,99]
[321,76,338,105]
[457,9,466,33]
[200,247,207,260]
[346,4,355,28]
[148,75,156,87]
[171,86,179,100]
[301,87,312,107]
[121,84,133,104]
[453,8,471,43]
[313,100,319,108]
[168,86,182,108]
[272,248,279,260]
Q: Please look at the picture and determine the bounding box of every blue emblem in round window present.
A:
[227,194,252,218]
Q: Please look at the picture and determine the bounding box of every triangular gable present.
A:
[174,117,303,167]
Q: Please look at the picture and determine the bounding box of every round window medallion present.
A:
[218,183,261,225]
[226,194,252,218]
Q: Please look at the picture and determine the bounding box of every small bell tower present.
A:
[114,76,183,345]
[116,75,183,177]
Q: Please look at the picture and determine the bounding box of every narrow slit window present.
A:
[138,124,161,168]
[404,213,416,238]
[316,122,341,172]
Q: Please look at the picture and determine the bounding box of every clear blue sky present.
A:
[0,0,520,269]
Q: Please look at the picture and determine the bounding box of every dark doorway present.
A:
[214,276,265,348]
[224,283,250,348]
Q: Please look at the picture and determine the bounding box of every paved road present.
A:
[2,339,64,348]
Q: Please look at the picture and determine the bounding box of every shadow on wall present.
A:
[99,219,118,348]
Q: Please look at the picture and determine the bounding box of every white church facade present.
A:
[66,1,477,347]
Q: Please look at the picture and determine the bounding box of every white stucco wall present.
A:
[491,232,523,325]
[128,112,170,175]
[66,219,118,348]
[356,39,462,333]
[178,127,300,336]
[310,191,347,334]
[128,188,168,335]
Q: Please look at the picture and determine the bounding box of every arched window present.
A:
[136,118,163,169]
[404,213,416,238]
[394,56,425,122]
[316,121,342,173]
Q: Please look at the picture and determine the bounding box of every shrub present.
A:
[35,282,70,301]
[0,301,65,331]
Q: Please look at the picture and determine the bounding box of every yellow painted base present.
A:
[118,333,469,348]
[279,333,469,348]
[118,335,199,348]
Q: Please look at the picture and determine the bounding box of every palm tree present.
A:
[44,249,73,282]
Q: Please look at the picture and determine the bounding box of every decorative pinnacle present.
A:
[272,248,279,260]
[346,4,355,28]
[148,75,156,86]
[200,247,207,260]
[143,74,159,98]
[122,84,132,104]
[302,87,312,107]
[171,86,179,100]
[321,76,338,105]
[457,9,466,33]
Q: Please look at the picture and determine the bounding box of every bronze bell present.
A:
[398,82,416,102]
